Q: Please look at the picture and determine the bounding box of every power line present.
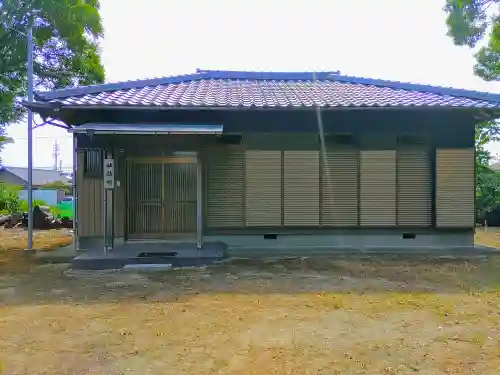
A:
[12,136,72,140]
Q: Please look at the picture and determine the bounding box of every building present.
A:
[0,166,68,188]
[489,161,500,172]
[25,69,500,261]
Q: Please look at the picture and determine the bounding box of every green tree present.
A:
[444,0,500,80]
[475,122,500,220]
[444,1,500,219]
[40,180,71,194]
[0,0,105,154]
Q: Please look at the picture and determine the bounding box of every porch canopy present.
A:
[68,123,223,135]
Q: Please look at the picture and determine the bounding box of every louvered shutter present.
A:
[283,151,320,226]
[245,150,282,227]
[321,149,359,226]
[205,147,245,228]
[436,148,475,228]
[397,149,431,227]
[360,150,397,226]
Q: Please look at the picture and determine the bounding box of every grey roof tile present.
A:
[2,167,68,186]
[33,70,500,109]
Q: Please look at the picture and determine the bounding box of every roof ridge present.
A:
[33,69,500,104]
[330,73,500,104]
[34,71,210,101]
[35,69,342,101]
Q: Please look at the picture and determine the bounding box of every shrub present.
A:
[39,181,71,195]
[19,199,48,213]
[0,183,22,214]
[0,183,49,215]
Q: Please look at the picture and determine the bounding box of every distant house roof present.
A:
[0,167,67,186]
[32,69,500,109]
[491,162,500,171]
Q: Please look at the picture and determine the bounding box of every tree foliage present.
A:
[444,2,500,219]
[475,122,500,219]
[0,182,21,214]
[445,0,500,80]
[0,0,105,155]
[40,180,71,194]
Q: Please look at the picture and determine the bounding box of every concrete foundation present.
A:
[72,240,226,270]
[71,231,484,269]
[205,232,475,257]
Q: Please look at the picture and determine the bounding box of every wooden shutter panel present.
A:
[397,149,431,227]
[205,147,244,228]
[77,150,104,237]
[245,150,282,227]
[360,150,397,226]
[436,148,475,228]
[283,151,319,226]
[321,150,359,226]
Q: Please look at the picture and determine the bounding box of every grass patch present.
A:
[475,227,500,249]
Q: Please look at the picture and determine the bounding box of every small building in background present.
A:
[0,166,70,205]
[0,166,68,188]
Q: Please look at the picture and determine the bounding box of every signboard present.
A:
[103,158,115,189]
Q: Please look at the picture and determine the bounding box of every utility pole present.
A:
[53,140,60,170]
[8,10,39,252]
[27,25,34,252]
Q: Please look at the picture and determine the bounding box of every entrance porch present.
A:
[72,239,226,270]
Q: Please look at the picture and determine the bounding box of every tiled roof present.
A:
[1,166,68,186]
[33,69,500,109]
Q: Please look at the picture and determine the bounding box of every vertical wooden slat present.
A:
[283,151,319,226]
[127,162,163,237]
[436,148,475,228]
[165,163,197,234]
[76,151,87,236]
[113,151,125,237]
[245,150,282,227]
[76,150,103,237]
[321,149,359,226]
[397,149,431,227]
[205,147,245,228]
[93,178,104,236]
[77,175,103,237]
[360,150,397,226]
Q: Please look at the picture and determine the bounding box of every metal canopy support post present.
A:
[72,135,79,252]
[196,154,203,249]
[26,26,34,252]
[103,150,115,253]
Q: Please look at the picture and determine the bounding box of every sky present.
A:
[2,0,500,169]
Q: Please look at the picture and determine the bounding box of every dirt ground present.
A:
[1,256,500,375]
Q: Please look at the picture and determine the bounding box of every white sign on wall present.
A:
[103,158,115,189]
